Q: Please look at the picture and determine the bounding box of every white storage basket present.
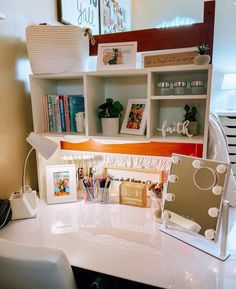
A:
[26,25,89,74]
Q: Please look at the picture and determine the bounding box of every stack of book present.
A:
[43,94,85,132]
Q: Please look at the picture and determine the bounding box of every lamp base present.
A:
[9,190,38,220]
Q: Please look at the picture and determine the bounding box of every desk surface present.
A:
[1,199,236,289]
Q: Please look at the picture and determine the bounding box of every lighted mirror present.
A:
[163,154,230,241]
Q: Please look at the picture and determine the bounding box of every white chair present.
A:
[0,238,78,289]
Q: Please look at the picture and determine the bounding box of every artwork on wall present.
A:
[100,0,131,34]
[97,41,137,70]
[57,0,100,35]
[46,164,77,204]
[120,99,148,135]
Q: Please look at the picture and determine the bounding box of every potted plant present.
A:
[184,104,198,136]
[98,98,124,136]
[194,44,210,65]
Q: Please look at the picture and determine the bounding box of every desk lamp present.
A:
[221,73,236,110]
[10,132,58,220]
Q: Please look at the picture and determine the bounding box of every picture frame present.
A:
[99,0,132,34]
[97,41,137,70]
[46,164,77,204]
[120,99,148,135]
[57,0,100,35]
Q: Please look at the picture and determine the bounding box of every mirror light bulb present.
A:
[216,164,227,174]
[165,193,175,201]
[208,207,219,218]
[212,186,223,196]
[205,229,215,240]
[168,174,178,183]
[192,159,202,169]
[171,155,181,164]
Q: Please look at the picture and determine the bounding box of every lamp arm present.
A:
[22,147,34,193]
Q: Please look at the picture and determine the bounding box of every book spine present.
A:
[63,95,70,132]
[42,94,49,132]
[59,95,66,132]
[69,95,85,132]
[52,95,61,132]
[47,94,54,132]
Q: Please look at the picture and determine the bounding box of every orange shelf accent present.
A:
[60,139,203,157]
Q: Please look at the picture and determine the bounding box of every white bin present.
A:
[26,25,89,74]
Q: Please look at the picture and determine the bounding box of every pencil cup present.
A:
[150,191,163,222]
[83,187,97,203]
[98,188,110,204]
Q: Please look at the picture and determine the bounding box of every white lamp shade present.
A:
[26,132,57,159]
[222,73,236,90]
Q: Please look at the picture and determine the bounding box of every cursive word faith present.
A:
[157,120,193,137]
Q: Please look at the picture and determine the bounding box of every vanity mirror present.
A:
[160,154,231,260]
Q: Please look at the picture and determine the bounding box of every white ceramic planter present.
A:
[194,55,210,65]
[101,117,119,136]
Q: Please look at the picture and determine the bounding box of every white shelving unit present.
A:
[30,65,211,151]
[29,65,212,197]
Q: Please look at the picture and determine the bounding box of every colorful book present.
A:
[68,95,85,132]
[47,94,55,132]
[51,95,61,132]
[59,95,66,132]
[63,95,70,132]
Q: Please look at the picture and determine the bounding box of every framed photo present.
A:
[57,0,100,35]
[100,0,131,34]
[97,41,137,70]
[46,164,77,204]
[120,99,148,135]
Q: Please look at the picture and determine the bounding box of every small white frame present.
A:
[97,41,137,70]
[120,99,148,135]
[46,164,77,204]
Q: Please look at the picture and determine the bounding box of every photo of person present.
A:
[126,104,146,130]
[102,48,124,65]
[53,171,70,196]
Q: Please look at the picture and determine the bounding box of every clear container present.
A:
[190,80,206,95]
[157,81,173,95]
[173,81,187,95]
[98,187,110,204]
[150,191,163,222]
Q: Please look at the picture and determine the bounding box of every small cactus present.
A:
[196,44,209,55]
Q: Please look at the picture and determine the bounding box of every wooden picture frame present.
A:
[97,41,137,70]
[46,164,77,204]
[120,99,147,135]
[57,0,100,35]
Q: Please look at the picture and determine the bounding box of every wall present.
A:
[131,0,204,30]
[211,0,236,110]
[0,0,58,198]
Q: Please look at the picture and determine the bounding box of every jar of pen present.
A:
[148,182,163,222]
[82,176,111,204]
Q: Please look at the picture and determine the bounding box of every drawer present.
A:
[226,136,236,145]
[231,163,236,174]
[228,146,236,154]
[218,116,236,126]
[221,126,236,136]
[229,154,236,162]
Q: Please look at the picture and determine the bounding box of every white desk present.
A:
[1,199,236,289]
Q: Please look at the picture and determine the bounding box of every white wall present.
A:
[211,0,236,110]
[0,0,58,198]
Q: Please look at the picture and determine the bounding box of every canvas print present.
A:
[46,164,77,204]
[100,0,131,34]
